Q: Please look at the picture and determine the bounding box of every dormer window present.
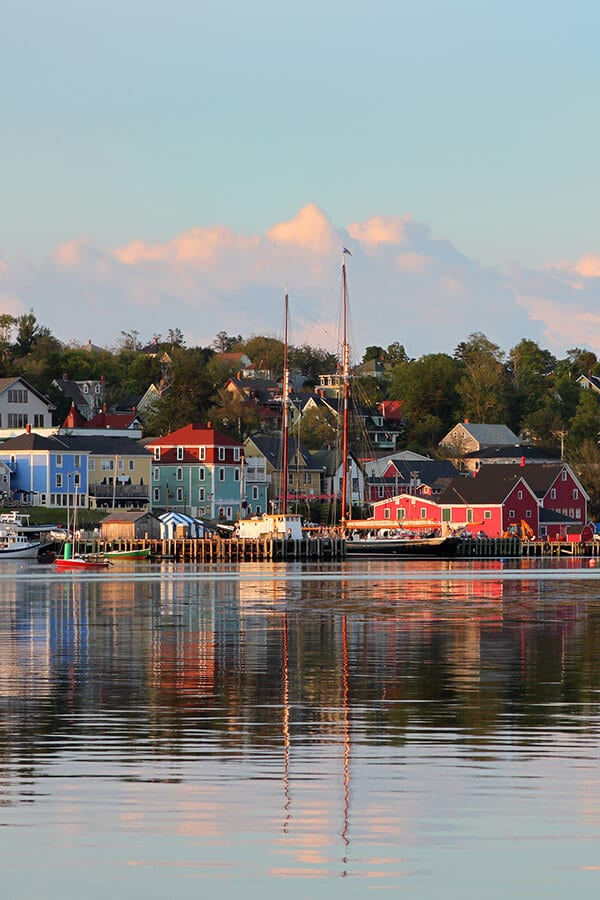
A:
[199,447,206,461]
[153,447,161,461]
[218,447,225,461]
[177,446,184,460]
[82,384,89,393]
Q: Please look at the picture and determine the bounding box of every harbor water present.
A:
[1,557,600,898]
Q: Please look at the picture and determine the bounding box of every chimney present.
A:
[520,456,526,466]
[26,423,31,434]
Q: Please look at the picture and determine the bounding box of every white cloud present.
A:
[4,205,600,358]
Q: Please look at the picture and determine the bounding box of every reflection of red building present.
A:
[371,463,587,540]
[153,632,215,705]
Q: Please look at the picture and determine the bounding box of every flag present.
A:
[343,247,352,255]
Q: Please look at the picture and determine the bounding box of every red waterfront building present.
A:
[370,463,587,540]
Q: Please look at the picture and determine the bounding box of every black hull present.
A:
[345,537,460,558]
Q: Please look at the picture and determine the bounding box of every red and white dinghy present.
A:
[55,554,111,570]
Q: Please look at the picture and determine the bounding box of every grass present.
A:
[0,506,108,527]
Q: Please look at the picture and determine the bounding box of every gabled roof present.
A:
[57,434,151,456]
[62,403,88,429]
[448,423,522,446]
[101,511,157,524]
[379,399,404,420]
[383,459,460,485]
[463,445,560,462]
[0,433,64,451]
[473,462,585,498]
[311,448,361,475]
[577,373,600,392]
[0,376,55,409]
[246,435,316,469]
[85,410,140,430]
[438,468,535,505]
[147,422,242,448]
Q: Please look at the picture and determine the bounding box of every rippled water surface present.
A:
[2,557,600,898]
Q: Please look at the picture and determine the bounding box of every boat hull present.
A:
[55,557,111,569]
[345,536,460,557]
[103,548,151,560]
[0,542,42,560]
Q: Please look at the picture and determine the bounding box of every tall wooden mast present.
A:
[281,291,290,515]
[340,252,351,526]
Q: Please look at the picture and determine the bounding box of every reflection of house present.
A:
[0,377,55,437]
[145,423,246,522]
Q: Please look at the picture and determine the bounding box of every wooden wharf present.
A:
[76,536,600,563]
[84,535,346,563]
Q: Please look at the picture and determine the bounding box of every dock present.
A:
[74,536,600,563]
[84,535,346,562]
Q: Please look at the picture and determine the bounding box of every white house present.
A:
[0,377,56,439]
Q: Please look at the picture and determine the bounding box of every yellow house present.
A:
[79,436,152,510]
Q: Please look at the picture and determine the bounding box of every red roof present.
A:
[86,410,140,429]
[62,403,87,429]
[379,399,404,419]
[146,422,243,448]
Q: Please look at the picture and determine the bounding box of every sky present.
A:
[2,0,600,360]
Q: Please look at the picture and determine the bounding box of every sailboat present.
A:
[337,252,459,558]
[237,290,304,541]
[55,484,110,570]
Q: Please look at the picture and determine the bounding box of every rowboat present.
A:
[55,555,111,570]
[103,547,151,560]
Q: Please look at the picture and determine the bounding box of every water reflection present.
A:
[1,559,600,895]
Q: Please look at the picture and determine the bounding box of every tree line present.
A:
[3,314,600,509]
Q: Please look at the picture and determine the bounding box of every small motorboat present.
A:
[0,532,44,560]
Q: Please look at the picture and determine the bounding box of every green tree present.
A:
[362,345,385,363]
[242,336,285,379]
[293,406,339,450]
[208,388,262,441]
[507,339,556,425]
[568,439,600,519]
[566,389,600,454]
[455,332,509,422]
[142,346,216,435]
[389,352,461,449]
[212,331,243,352]
[14,311,48,356]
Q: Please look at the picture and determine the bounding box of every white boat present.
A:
[0,531,44,559]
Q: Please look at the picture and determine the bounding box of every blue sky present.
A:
[2,0,600,357]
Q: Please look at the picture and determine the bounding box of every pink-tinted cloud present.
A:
[3,204,599,358]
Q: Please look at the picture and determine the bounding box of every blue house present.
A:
[0,432,89,509]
